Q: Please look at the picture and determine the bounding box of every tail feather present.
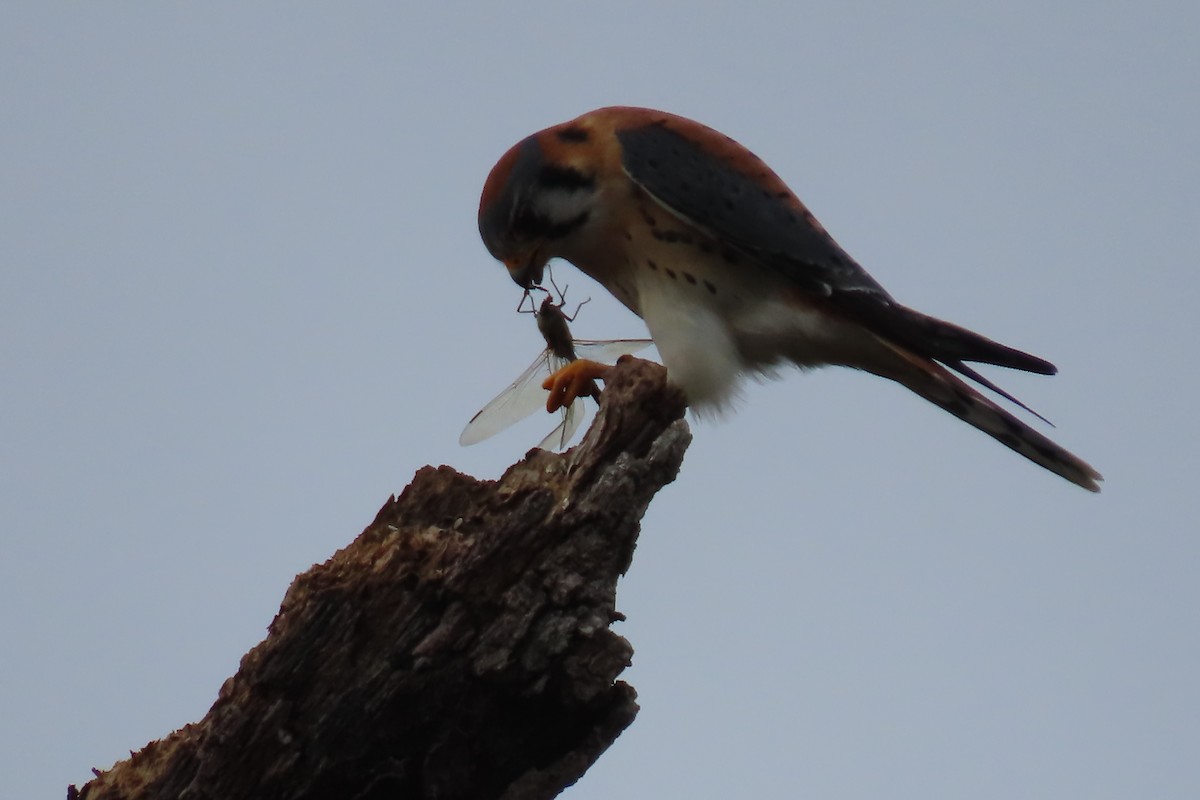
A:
[894,305,1058,375]
[943,358,1054,426]
[872,341,1103,492]
[835,294,1057,374]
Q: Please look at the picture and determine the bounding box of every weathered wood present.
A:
[73,357,690,800]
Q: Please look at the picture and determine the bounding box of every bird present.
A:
[477,106,1102,491]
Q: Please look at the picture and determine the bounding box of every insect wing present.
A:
[535,353,582,451]
[459,349,555,446]
[571,338,655,364]
[535,341,653,450]
[460,338,655,449]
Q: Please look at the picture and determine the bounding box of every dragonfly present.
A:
[460,289,654,451]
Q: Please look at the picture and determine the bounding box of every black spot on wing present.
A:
[616,122,889,298]
[651,229,694,245]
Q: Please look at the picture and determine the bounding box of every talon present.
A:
[542,359,610,413]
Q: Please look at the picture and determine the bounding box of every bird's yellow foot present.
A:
[542,358,609,413]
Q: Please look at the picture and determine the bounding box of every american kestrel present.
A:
[459,288,652,450]
[477,106,1102,491]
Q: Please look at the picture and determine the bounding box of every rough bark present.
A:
[71,357,690,800]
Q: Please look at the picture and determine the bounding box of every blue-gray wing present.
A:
[616,120,891,299]
[616,119,1057,380]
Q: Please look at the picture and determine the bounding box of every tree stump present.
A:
[72,356,690,800]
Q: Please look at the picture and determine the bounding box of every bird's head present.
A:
[478,125,599,290]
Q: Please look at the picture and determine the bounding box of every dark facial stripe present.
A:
[513,207,590,241]
[537,165,595,192]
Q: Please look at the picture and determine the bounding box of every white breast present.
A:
[629,251,868,410]
[634,265,744,410]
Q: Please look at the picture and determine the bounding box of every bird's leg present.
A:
[542,359,609,413]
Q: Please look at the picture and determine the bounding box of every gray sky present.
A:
[3,2,1197,798]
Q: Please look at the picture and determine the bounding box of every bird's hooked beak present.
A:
[504,253,545,290]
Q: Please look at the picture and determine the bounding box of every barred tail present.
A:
[871,342,1103,492]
